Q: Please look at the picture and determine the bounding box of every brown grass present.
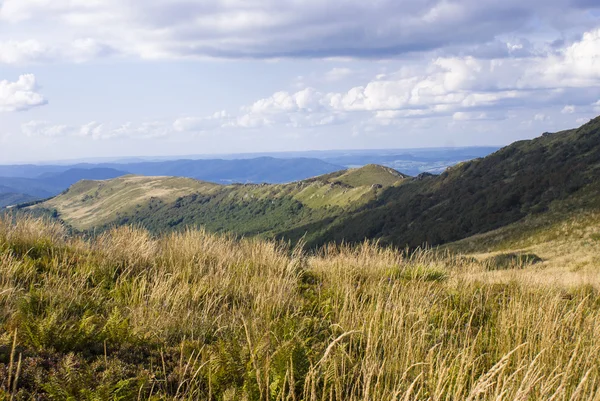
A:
[0,215,599,400]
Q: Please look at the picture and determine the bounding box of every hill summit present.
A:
[29,164,407,239]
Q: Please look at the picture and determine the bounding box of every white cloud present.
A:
[12,26,600,142]
[452,112,503,121]
[0,74,46,112]
[0,40,52,64]
[22,120,175,140]
[0,0,597,62]
[229,88,347,129]
[22,121,71,137]
[173,111,231,132]
[223,28,600,131]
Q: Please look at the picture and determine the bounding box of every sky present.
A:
[0,0,599,163]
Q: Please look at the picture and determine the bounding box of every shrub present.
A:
[484,252,543,270]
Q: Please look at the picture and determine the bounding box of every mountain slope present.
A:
[30,165,407,238]
[312,116,600,247]
[38,176,219,230]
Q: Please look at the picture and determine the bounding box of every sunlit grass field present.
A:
[1,216,599,400]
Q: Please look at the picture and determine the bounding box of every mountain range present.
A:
[0,148,497,208]
[20,115,600,251]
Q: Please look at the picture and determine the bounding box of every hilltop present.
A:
[30,164,407,240]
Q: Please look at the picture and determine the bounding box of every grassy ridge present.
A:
[32,165,406,242]
[1,216,599,400]
[315,116,600,248]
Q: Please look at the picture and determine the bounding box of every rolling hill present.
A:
[29,165,407,239]
[22,116,600,251]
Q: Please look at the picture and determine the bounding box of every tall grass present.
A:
[0,215,599,400]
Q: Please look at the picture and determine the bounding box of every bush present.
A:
[484,253,543,270]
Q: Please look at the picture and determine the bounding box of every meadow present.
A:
[0,215,599,400]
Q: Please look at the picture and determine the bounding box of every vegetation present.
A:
[24,117,600,252]
[316,116,600,248]
[483,253,543,270]
[29,165,405,244]
[1,215,599,400]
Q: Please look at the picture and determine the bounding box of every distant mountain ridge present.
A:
[0,149,499,209]
[0,168,129,207]
[22,116,600,249]
[0,193,38,209]
[93,157,343,184]
[0,158,345,208]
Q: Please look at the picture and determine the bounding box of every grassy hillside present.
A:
[0,215,599,400]
[31,165,406,241]
[38,175,220,230]
[313,116,600,248]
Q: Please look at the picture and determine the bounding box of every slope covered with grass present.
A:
[313,116,600,248]
[0,216,599,400]
[30,165,407,241]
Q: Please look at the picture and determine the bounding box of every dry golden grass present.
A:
[0,215,599,400]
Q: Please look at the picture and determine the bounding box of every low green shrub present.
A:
[485,253,543,270]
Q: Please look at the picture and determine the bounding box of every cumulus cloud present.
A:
[0,74,46,112]
[0,0,597,62]
[13,26,600,141]
[452,112,506,121]
[173,111,231,132]
[22,121,71,137]
[228,28,600,129]
[230,88,349,129]
[22,120,174,140]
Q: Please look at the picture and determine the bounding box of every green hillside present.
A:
[29,165,406,241]
[23,116,600,251]
[312,116,600,248]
